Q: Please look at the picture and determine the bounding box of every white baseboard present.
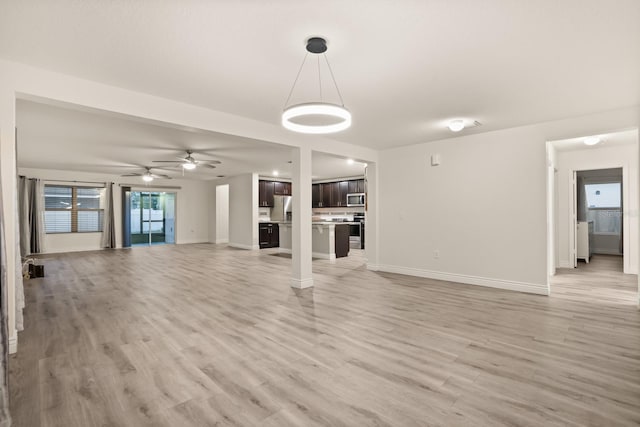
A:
[376,264,549,296]
[367,263,380,271]
[278,248,336,260]
[9,334,17,354]
[228,243,259,250]
[215,239,229,244]
[592,249,623,255]
[558,260,572,268]
[291,278,314,289]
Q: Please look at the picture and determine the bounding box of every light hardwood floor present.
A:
[9,247,640,426]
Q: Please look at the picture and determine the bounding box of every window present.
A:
[44,185,104,233]
[585,183,621,234]
[585,183,621,208]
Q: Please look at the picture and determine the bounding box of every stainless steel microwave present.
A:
[346,193,366,207]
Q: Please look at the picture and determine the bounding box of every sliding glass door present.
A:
[130,191,176,245]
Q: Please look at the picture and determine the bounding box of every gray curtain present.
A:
[0,176,13,427]
[28,179,45,254]
[101,182,116,249]
[17,177,45,255]
[18,176,29,257]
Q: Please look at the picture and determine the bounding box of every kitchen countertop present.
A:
[268,221,360,225]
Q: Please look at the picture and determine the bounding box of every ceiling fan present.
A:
[121,167,172,182]
[152,150,221,170]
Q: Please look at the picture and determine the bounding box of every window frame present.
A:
[44,185,104,234]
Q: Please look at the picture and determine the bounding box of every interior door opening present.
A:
[575,168,623,270]
[130,191,176,246]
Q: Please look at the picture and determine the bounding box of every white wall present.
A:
[555,144,638,274]
[209,173,258,250]
[215,184,229,244]
[19,167,210,253]
[377,108,640,295]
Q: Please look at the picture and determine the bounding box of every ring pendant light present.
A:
[282,37,351,134]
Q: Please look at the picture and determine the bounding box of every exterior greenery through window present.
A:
[44,185,104,233]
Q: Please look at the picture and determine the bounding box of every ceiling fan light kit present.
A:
[152,150,221,173]
[282,37,351,134]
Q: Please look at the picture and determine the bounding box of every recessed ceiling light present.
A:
[347,159,355,165]
[182,162,196,170]
[584,136,601,146]
[273,170,279,176]
[448,119,465,132]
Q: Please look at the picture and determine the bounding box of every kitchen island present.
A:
[278,222,350,260]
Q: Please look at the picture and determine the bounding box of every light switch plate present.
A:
[431,154,441,166]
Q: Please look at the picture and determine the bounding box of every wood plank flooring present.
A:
[9,246,640,426]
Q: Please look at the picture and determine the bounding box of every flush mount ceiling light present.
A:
[448,119,465,132]
[447,119,482,133]
[584,136,601,146]
[282,37,351,134]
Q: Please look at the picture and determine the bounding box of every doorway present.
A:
[130,191,176,245]
[215,184,229,244]
[575,168,623,268]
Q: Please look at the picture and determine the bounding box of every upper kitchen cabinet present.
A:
[312,184,321,208]
[273,181,292,196]
[311,179,365,208]
[259,180,292,207]
[348,179,365,194]
[259,180,274,207]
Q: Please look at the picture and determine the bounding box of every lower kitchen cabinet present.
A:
[335,224,350,258]
[259,223,279,248]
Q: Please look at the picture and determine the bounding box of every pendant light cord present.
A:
[324,54,345,107]
[283,53,308,109]
[318,55,323,102]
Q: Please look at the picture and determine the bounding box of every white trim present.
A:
[290,278,314,289]
[228,242,259,250]
[278,248,336,260]
[592,249,623,255]
[367,263,380,271]
[215,239,229,244]
[9,335,17,354]
[376,264,550,296]
[558,260,573,268]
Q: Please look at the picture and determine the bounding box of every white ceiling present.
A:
[552,129,638,152]
[1,0,638,150]
[16,99,365,181]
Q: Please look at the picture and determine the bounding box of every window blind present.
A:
[44,185,104,233]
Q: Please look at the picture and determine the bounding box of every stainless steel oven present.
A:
[346,193,365,207]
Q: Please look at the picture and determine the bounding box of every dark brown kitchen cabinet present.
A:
[334,224,350,258]
[259,180,274,207]
[311,178,365,208]
[273,181,292,196]
[348,179,365,194]
[321,182,332,208]
[259,223,279,248]
[260,180,292,207]
[312,184,321,208]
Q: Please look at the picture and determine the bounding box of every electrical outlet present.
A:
[433,250,440,259]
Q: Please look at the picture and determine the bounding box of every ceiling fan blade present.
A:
[152,160,183,163]
[204,164,217,169]
[121,173,142,177]
[198,160,222,164]
[151,174,173,179]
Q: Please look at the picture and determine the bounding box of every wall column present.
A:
[0,88,17,353]
[365,162,380,270]
[291,146,313,288]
